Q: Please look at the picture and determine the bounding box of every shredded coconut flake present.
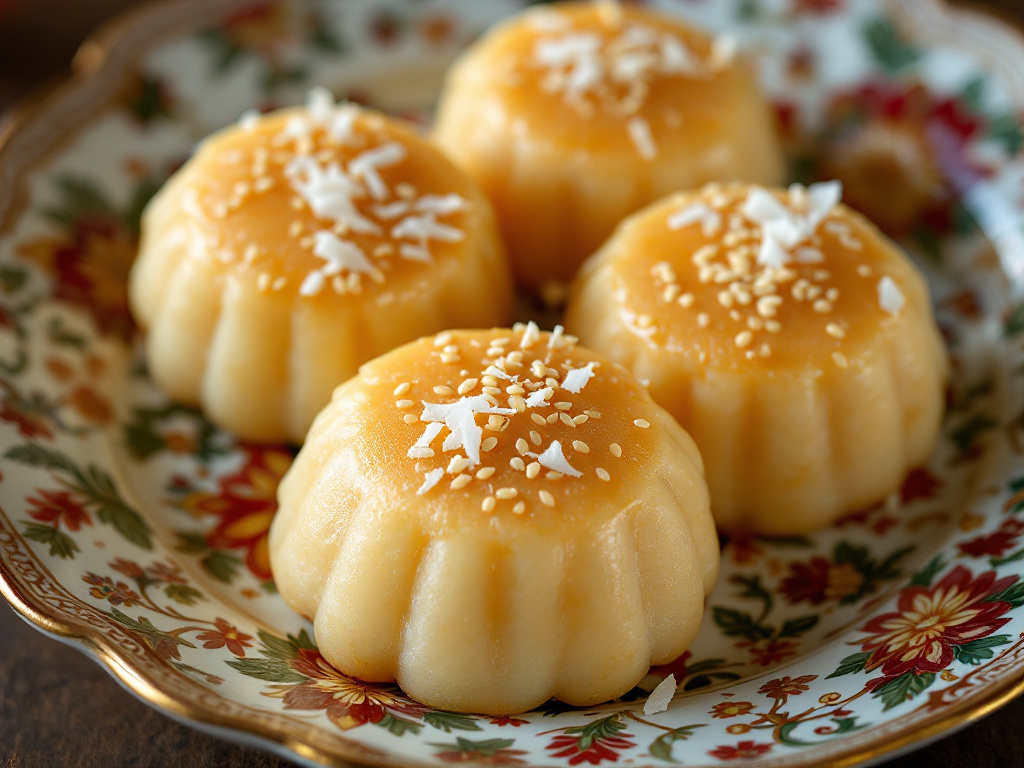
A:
[419,396,515,466]
[668,203,721,237]
[238,109,260,130]
[525,387,553,407]
[644,675,676,716]
[878,275,905,314]
[416,468,445,496]
[312,231,376,276]
[520,320,541,349]
[408,422,444,459]
[530,440,583,478]
[561,363,596,394]
[416,194,468,215]
[349,142,407,201]
[627,116,657,160]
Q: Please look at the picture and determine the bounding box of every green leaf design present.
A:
[203,550,243,583]
[562,715,627,751]
[423,711,483,733]
[256,628,317,662]
[826,651,872,679]
[873,671,935,711]
[164,583,204,606]
[430,738,515,756]
[225,657,308,684]
[778,716,867,746]
[5,444,153,549]
[712,607,772,641]
[954,634,1012,665]
[648,725,704,762]
[911,555,945,587]
[951,414,998,458]
[682,671,741,692]
[1006,304,1024,337]
[988,113,1024,156]
[43,175,115,226]
[984,578,1024,609]
[863,17,921,74]
[96,505,152,550]
[990,548,1024,568]
[0,266,27,294]
[778,615,819,639]
[20,521,78,559]
[378,714,423,736]
[175,531,209,553]
[46,316,88,350]
[109,607,195,651]
[123,403,228,462]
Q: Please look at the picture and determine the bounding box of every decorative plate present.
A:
[3,0,1024,766]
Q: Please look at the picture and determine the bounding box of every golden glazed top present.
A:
[454,1,743,159]
[172,89,479,300]
[351,325,665,521]
[585,181,929,371]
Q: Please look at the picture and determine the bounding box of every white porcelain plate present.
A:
[2,0,1024,765]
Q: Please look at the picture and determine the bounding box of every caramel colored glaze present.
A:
[270,327,718,714]
[433,2,784,291]
[565,183,948,535]
[129,105,512,443]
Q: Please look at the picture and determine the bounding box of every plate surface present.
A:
[2,0,1024,766]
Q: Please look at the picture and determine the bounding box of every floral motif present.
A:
[859,566,1015,682]
[177,446,293,582]
[83,573,142,607]
[958,518,1024,559]
[544,717,635,766]
[779,542,911,606]
[710,701,755,719]
[26,489,90,531]
[707,740,773,760]
[757,675,817,700]
[433,738,528,764]
[196,618,254,657]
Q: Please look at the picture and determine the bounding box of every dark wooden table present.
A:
[3,1,1024,766]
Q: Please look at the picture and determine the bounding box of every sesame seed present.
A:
[272,277,286,291]
[554,402,572,411]
[531,413,546,426]
[857,265,873,277]
[717,290,734,308]
[735,330,753,348]
[747,316,764,331]
[510,457,526,471]
[539,490,555,507]
[458,378,478,395]
[813,299,833,313]
[637,314,653,328]
[476,467,496,480]
[496,487,518,500]
[434,332,453,347]
[448,456,471,475]
[678,292,695,308]
[486,414,504,431]
[826,323,845,339]
[697,313,710,328]
[634,419,650,429]
[257,272,271,291]
[482,386,502,396]
[663,284,681,303]
[482,437,498,452]
[584,410,602,419]
[513,501,526,514]
[573,414,589,425]
[450,474,472,490]
[515,438,529,455]
[547,471,563,480]
[765,320,782,333]
[572,440,590,453]
[759,343,772,357]
[757,295,781,317]
[482,496,496,512]
[832,351,849,368]
[395,399,414,409]
[610,443,622,457]
[526,462,541,479]
[826,287,839,302]
[432,386,453,396]
[559,412,577,428]
[596,468,611,481]
[530,430,542,446]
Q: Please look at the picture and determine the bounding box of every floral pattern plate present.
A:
[2,0,1024,766]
